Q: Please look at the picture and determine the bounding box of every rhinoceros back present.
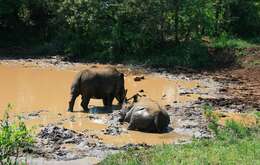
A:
[78,66,122,98]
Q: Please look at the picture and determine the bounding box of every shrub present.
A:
[0,104,35,165]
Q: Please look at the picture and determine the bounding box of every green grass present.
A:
[101,136,260,165]
[211,34,257,48]
[255,111,260,118]
[101,107,260,165]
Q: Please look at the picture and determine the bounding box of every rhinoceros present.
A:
[119,95,170,133]
[68,66,126,112]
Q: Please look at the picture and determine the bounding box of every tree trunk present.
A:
[174,0,180,43]
[215,0,222,36]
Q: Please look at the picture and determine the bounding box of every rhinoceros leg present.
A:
[102,98,108,106]
[68,94,79,112]
[81,95,90,112]
[105,95,114,113]
[107,95,114,107]
[127,122,135,130]
[103,94,114,112]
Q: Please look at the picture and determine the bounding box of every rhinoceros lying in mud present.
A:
[119,95,170,133]
[68,66,127,112]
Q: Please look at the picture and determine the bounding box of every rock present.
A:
[38,125,80,144]
[134,76,145,81]
[28,112,40,117]
[88,114,99,120]
[70,115,76,122]
[139,89,144,93]
[38,109,48,113]
[33,124,106,160]
[120,143,151,150]
[161,94,167,100]
[219,88,228,92]
[165,104,171,110]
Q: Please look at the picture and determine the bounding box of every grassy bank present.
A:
[101,136,260,165]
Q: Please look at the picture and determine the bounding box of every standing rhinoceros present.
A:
[119,96,170,133]
[67,66,127,112]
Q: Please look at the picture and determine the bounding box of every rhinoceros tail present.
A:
[154,111,170,133]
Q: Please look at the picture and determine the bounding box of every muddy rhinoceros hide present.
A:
[68,66,127,112]
[119,96,170,133]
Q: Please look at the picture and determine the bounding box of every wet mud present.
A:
[0,57,259,164]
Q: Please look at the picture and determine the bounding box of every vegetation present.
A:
[210,34,257,49]
[0,104,35,165]
[1,0,260,67]
[100,106,260,165]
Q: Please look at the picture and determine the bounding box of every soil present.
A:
[0,55,259,164]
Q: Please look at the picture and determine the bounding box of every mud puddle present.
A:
[0,60,222,163]
[0,63,203,128]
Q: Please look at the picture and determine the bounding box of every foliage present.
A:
[0,0,260,66]
[203,104,220,136]
[0,104,35,165]
[255,111,260,118]
[211,33,256,48]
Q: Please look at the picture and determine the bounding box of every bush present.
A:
[0,104,35,165]
[211,33,255,48]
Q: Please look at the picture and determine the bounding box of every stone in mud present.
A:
[28,112,40,117]
[104,123,125,136]
[88,114,99,120]
[161,94,167,100]
[164,104,171,110]
[120,143,151,150]
[219,88,228,92]
[37,109,49,113]
[34,124,106,160]
[134,76,145,81]
[37,125,87,145]
[139,89,144,93]
[103,112,126,136]
[26,110,48,119]
[70,115,76,122]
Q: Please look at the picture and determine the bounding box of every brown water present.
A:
[0,63,201,145]
[217,112,257,127]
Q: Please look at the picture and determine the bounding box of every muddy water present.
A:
[0,63,200,146]
[217,112,257,127]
